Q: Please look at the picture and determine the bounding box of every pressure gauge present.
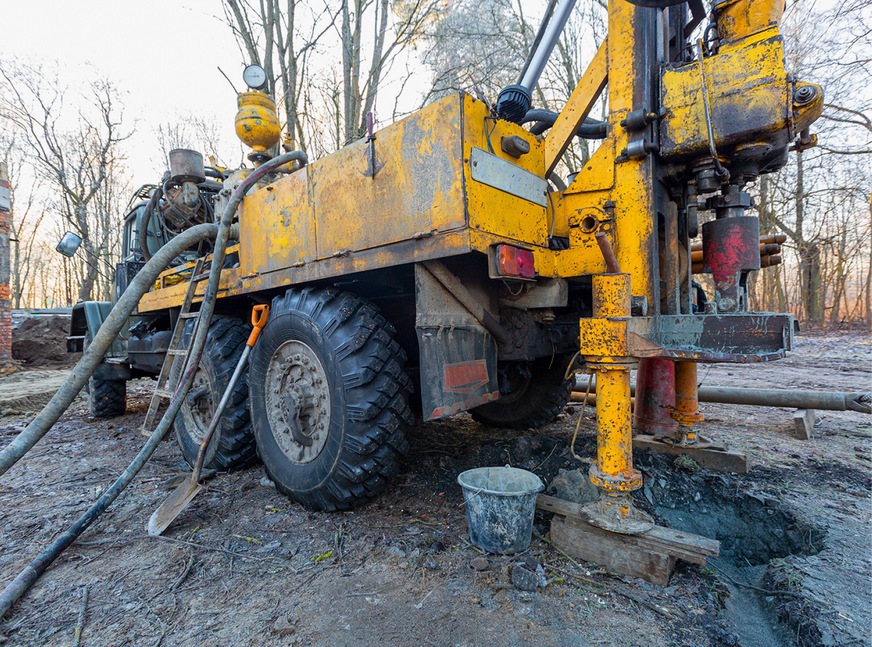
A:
[242,64,268,90]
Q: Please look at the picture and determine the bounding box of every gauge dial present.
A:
[243,64,268,90]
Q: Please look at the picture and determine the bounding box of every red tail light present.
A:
[497,244,535,279]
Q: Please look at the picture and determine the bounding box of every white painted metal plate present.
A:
[469,147,548,207]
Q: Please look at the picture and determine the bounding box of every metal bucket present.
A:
[457,466,544,554]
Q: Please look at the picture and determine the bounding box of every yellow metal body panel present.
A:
[238,170,314,274]
[660,27,821,159]
[311,95,466,258]
[462,95,548,246]
[716,0,785,42]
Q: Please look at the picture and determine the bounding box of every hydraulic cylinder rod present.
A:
[518,0,578,91]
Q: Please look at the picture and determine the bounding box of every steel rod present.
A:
[573,379,871,414]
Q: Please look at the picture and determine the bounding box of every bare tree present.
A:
[223,0,336,153]
[0,61,130,303]
[338,0,441,143]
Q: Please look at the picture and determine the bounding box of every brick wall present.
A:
[0,162,11,366]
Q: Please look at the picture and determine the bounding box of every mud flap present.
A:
[415,263,499,420]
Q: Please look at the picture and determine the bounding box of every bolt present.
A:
[793,86,817,105]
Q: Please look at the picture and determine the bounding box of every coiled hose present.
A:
[0,151,307,618]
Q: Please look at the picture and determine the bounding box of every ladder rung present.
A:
[167,349,188,356]
[179,312,200,319]
[192,272,211,282]
[155,388,174,398]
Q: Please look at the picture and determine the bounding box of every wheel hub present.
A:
[183,369,214,444]
[265,340,331,464]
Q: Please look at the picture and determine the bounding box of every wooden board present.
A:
[551,517,675,586]
[793,409,816,440]
[538,494,720,586]
[633,434,748,474]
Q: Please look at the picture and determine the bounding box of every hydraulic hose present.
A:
[137,187,161,262]
[0,150,307,618]
[0,222,218,476]
[0,150,306,479]
[522,108,607,139]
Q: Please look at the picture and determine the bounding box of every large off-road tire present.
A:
[250,288,413,512]
[88,377,127,418]
[173,316,257,472]
[470,357,572,429]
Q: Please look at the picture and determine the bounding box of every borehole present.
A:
[635,450,827,647]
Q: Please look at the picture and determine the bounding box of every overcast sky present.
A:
[0,1,267,184]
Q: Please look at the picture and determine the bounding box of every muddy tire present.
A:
[173,317,257,472]
[250,288,413,512]
[88,378,126,418]
[470,357,572,429]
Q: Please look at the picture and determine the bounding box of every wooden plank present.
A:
[551,517,675,586]
[793,409,816,440]
[632,434,749,474]
[537,494,719,563]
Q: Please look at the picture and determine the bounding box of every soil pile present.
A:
[12,315,79,368]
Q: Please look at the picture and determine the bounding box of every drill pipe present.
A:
[572,379,871,414]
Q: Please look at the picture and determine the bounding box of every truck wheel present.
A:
[470,358,572,429]
[173,317,257,471]
[88,378,127,418]
[250,288,413,512]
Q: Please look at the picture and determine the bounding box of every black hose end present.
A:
[496,85,532,125]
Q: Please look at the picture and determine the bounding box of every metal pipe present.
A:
[519,0,578,91]
[572,379,871,414]
[516,0,559,85]
[595,232,621,274]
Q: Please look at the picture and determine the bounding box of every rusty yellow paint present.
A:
[716,0,785,42]
[593,273,630,318]
[556,0,658,305]
[238,167,313,276]
[312,95,466,256]
[565,139,615,196]
[235,92,281,155]
[660,27,822,160]
[588,362,641,493]
[462,95,548,246]
[544,40,609,176]
[579,318,630,357]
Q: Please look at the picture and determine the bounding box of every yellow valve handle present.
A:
[247,304,269,346]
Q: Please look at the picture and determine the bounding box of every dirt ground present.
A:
[11,316,80,370]
[0,332,869,647]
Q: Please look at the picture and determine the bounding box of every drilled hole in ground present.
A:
[634,451,825,566]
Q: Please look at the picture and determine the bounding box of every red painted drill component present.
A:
[702,185,761,312]
[633,358,678,437]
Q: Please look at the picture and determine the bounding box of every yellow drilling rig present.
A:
[70,0,821,536]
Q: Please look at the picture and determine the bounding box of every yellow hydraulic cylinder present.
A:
[589,361,642,494]
[581,271,652,534]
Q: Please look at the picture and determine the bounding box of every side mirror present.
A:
[56,231,82,258]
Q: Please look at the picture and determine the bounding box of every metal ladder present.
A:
[140,257,210,436]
